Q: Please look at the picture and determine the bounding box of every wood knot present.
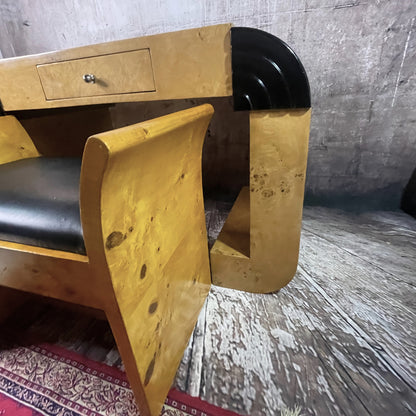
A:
[140,264,147,279]
[105,231,126,249]
[262,189,275,198]
[149,301,158,314]
[144,353,156,386]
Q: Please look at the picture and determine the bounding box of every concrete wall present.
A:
[0,0,415,209]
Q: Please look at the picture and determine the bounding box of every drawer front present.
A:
[37,49,155,100]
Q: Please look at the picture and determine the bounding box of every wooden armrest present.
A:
[79,104,214,415]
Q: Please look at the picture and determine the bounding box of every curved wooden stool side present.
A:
[81,104,214,415]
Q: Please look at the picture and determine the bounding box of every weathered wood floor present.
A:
[1,204,415,416]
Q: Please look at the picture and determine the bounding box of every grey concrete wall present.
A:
[0,0,415,209]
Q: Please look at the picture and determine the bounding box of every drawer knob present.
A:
[83,74,96,84]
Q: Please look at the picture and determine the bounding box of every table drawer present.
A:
[37,49,155,100]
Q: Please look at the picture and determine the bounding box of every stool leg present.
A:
[106,307,152,416]
[211,109,311,292]
[0,287,29,324]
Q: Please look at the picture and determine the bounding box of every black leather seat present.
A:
[0,157,85,254]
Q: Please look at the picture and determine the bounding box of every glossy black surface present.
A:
[0,157,85,254]
[231,27,311,111]
[401,168,416,219]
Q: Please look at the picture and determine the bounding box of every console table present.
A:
[0,24,311,293]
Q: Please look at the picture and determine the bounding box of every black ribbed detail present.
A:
[231,27,311,111]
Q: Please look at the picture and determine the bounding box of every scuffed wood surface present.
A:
[177,205,416,415]
[299,230,415,386]
[1,205,415,415]
[302,207,416,286]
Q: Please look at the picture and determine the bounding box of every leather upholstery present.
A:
[0,157,85,254]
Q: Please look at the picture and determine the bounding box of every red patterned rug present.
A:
[0,343,239,416]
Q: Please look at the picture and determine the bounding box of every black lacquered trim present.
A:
[231,27,311,111]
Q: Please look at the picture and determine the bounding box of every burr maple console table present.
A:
[0,24,311,293]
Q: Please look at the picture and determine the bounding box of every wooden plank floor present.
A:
[1,203,415,416]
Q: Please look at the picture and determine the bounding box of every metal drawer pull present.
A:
[83,74,96,84]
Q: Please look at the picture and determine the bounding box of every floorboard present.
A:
[0,204,415,416]
[175,205,416,416]
[302,207,416,286]
[299,229,415,381]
